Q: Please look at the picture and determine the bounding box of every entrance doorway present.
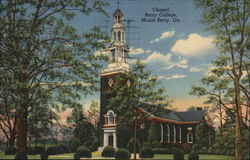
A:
[108,135,113,146]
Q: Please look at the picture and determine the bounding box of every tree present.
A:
[186,106,197,111]
[107,60,169,160]
[0,0,109,152]
[86,100,99,128]
[67,104,95,145]
[193,0,249,159]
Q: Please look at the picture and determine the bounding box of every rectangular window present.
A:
[187,133,193,143]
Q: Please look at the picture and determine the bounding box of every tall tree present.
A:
[107,60,169,160]
[193,0,249,159]
[0,0,108,152]
[86,100,99,128]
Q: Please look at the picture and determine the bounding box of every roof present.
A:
[140,104,206,124]
[174,110,206,122]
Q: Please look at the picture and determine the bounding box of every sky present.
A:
[70,0,218,111]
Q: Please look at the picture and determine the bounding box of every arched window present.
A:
[111,50,115,62]
[160,124,163,142]
[118,31,121,41]
[108,112,114,124]
[179,126,182,143]
[187,133,193,143]
[165,125,170,143]
[173,126,176,143]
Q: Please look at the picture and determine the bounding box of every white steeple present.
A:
[102,9,130,76]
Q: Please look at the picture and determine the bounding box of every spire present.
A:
[117,0,120,9]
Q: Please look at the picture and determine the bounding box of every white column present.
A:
[103,132,108,147]
[179,127,181,143]
[173,126,176,143]
[160,124,163,142]
[113,132,117,148]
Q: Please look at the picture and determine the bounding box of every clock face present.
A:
[108,78,114,87]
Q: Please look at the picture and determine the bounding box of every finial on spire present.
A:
[117,0,120,9]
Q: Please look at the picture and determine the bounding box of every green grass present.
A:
[0,150,235,160]
[154,154,235,160]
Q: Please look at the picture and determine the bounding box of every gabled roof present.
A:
[140,104,206,124]
[174,110,206,122]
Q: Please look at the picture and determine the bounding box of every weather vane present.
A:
[117,0,120,9]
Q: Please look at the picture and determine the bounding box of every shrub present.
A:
[74,145,92,160]
[171,147,183,154]
[127,138,141,153]
[70,138,81,152]
[151,140,161,148]
[89,137,99,152]
[115,148,130,160]
[5,147,17,155]
[46,145,64,155]
[58,144,71,153]
[173,148,184,160]
[199,146,207,154]
[152,148,170,154]
[40,151,48,160]
[139,147,154,158]
[188,151,199,160]
[101,146,115,157]
[27,146,45,155]
[182,143,192,153]
[14,152,28,160]
[142,142,151,148]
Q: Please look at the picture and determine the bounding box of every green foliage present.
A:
[14,152,28,160]
[45,145,66,155]
[182,143,192,153]
[117,125,131,148]
[5,147,17,155]
[101,146,115,157]
[115,148,131,160]
[27,146,45,155]
[173,148,184,160]
[139,147,154,158]
[68,105,95,146]
[195,117,214,148]
[107,60,168,126]
[127,137,141,153]
[147,123,159,142]
[188,151,199,160]
[40,151,48,160]
[74,145,92,160]
[88,136,99,152]
[70,138,81,152]
[152,148,170,154]
[0,0,109,151]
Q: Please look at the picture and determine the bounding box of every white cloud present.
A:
[166,74,186,80]
[165,59,189,70]
[171,33,215,57]
[130,47,145,55]
[150,30,175,43]
[144,51,172,64]
[189,67,201,72]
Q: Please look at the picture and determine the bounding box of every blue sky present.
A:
[72,0,218,111]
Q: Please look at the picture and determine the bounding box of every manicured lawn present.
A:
[154,154,235,160]
[0,150,235,160]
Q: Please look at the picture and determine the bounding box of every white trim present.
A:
[187,133,193,143]
[160,124,163,142]
[167,125,170,143]
[179,126,181,143]
[173,126,176,143]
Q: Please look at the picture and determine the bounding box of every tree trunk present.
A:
[16,91,28,152]
[219,105,223,135]
[133,110,138,160]
[234,78,243,160]
[9,132,16,147]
